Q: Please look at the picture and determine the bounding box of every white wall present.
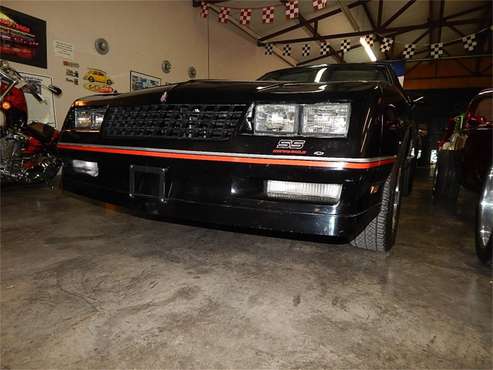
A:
[2,0,289,128]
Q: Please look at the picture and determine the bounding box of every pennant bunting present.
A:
[262,6,275,24]
[313,0,327,11]
[380,37,394,53]
[320,42,331,55]
[430,43,444,59]
[218,7,230,23]
[239,8,252,25]
[340,39,351,53]
[301,43,311,57]
[402,44,416,59]
[364,34,375,47]
[200,1,208,18]
[285,0,299,19]
[282,44,292,56]
[462,34,477,51]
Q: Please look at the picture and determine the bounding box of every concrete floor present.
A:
[1,174,491,369]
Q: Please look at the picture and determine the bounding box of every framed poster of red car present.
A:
[0,6,47,68]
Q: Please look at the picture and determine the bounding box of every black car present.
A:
[58,63,415,252]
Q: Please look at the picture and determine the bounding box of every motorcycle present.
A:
[0,60,63,184]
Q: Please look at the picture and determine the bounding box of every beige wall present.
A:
[2,0,289,128]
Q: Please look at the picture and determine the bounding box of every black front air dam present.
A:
[62,174,380,243]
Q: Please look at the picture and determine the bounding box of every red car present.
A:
[433,88,493,263]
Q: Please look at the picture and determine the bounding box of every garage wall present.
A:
[2,1,289,128]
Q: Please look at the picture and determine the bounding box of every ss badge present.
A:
[276,139,305,150]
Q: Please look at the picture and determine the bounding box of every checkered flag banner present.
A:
[320,42,331,55]
[262,6,275,24]
[364,34,374,47]
[265,44,274,55]
[301,43,311,57]
[462,34,477,51]
[380,37,394,53]
[340,39,351,53]
[200,1,208,18]
[313,0,327,11]
[282,44,292,57]
[430,42,443,59]
[402,44,416,59]
[285,0,299,19]
[218,7,229,23]
[239,8,252,25]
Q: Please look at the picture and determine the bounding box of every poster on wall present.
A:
[0,6,47,68]
[130,70,161,91]
[83,68,116,94]
[19,72,56,126]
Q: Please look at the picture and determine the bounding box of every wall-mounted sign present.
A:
[130,70,161,91]
[0,6,47,68]
[83,68,115,93]
[53,40,74,59]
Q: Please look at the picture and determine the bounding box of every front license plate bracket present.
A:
[129,165,168,203]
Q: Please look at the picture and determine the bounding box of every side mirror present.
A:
[47,85,62,96]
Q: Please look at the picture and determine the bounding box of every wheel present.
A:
[402,157,416,196]
[88,76,95,82]
[106,79,113,85]
[432,150,461,203]
[351,163,403,252]
[475,171,493,264]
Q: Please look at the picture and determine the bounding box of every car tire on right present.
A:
[351,163,403,252]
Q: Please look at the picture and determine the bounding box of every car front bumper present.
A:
[59,145,394,242]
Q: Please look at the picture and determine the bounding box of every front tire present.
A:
[351,164,403,252]
[433,150,461,203]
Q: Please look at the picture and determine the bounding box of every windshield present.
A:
[259,64,390,84]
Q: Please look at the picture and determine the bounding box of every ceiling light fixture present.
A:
[360,37,377,62]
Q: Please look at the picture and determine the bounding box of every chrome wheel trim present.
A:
[478,168,493,248]
[392,167,402,232]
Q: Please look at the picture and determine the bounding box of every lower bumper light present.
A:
[72,160,99,177]
[266,180,341,203]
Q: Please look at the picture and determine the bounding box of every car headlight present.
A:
[301,103,351,137]
[74,107,107,130]
[254,104,298,135]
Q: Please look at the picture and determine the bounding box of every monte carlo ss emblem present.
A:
[276,139,305,150]
[273,139,307,154]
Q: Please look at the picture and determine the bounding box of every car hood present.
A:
[76,79,391,107]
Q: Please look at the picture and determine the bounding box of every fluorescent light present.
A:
[360,36,377,62]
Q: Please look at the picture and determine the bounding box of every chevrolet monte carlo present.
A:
[58,63,416,252]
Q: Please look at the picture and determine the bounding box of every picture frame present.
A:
[130,70,161,91]
[0,6,47,68]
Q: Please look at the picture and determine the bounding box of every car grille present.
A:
[102,104,247,141]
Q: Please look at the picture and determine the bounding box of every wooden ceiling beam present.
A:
[377,0,383,28]
[362,2,377,31]
[380,0,417,29]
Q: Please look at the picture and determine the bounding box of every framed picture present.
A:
[0,6,47,68]
[19,72,56,126]
[130,70,161,91]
